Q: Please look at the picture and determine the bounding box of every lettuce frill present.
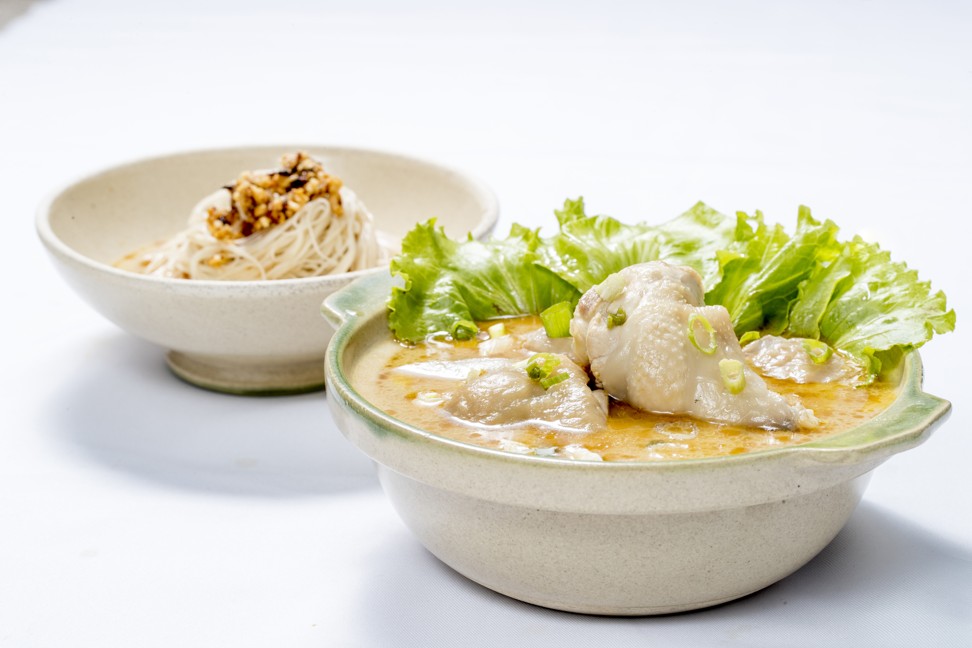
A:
[388,198,954,380]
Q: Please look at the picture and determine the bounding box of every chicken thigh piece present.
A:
[570,261,815,430]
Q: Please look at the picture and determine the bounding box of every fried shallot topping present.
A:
[206,151,344,240]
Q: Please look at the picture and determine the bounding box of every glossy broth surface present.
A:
[354,317,899,461]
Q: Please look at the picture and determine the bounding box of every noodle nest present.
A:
[117,155,390,281]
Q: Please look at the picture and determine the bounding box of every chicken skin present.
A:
[570,261,815,430]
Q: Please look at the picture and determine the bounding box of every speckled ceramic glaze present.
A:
[37,146,498,394]
[324,271,951,615]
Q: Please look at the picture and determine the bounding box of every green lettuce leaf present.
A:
[386,199,954,381]
[541,197,664,293]
[542,198,737,293]
[387,219,579,342]
[785,247,854,339]
[795,236,956,377]
[705,206,841,336]
[653,201,739,291]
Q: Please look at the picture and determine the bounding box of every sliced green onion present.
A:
[687,313,718,355]
[540,301,573,338]
[525,352,570,389]
[540,371,569,389]
[525,353,561,381]
[607,307,627,329]
[595,273,626,301]
[802,339,833,364]
[739,331,761,346]
[450,319,479,341]
[719,358,746,394]
[487,322,507,339]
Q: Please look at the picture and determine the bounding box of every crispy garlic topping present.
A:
[207,151,344,240]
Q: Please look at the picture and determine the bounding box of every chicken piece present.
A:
[476,326,576,360]
[443,354,607,433]
[571,261,815,430]
[742,335,862,385]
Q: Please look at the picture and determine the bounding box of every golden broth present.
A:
[354,317,899,461]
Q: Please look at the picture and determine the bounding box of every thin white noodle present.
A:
[119,186,392,280]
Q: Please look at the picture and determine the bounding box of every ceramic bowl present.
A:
[37,145,498,394]
[323,271,951,615]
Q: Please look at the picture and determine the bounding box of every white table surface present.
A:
[1,1,970,646]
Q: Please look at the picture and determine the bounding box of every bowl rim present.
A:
[35,143,500,293]
[325,270,952,473]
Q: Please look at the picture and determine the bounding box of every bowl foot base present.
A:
[166,351,325,395]
[463,576,766,615]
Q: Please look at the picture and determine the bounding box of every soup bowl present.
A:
[37,145,498,394]
[323,271,951,615]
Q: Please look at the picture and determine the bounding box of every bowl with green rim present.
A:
[37,145,498,394]
[323,271,951,615]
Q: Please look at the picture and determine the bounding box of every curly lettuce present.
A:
[783,237,955,376]
[387,220,579,342]
[544,199,737,293]
[706,207,841,336]
[387,198,954,380]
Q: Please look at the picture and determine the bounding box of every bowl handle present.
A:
[321,270,396,329]
[797,357,952,464]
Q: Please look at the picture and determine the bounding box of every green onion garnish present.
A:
[595,273,626,301]
[739,331,761,346]
[607,307,627,329]
[540,371,569,389]
[487,322,507,339]
[525,353,570,389]
[687,313,718,355]
[450,319,479,341]
[802,339,833,364]
[719,358,746,394]
[525,353,561,381]
[540,301,573,338]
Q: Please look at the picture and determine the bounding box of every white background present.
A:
[1,1,970,646]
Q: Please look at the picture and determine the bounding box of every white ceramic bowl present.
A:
[37,145,498,394]
[324,271,952,615]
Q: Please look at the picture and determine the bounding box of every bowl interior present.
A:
[42,145,498,268]
[325,271,952,473]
